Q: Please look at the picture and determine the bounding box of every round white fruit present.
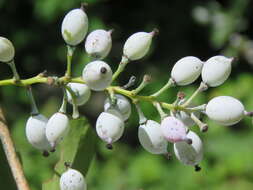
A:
[61,8,88,46]
[174,131,203,166]
[66,83,91,106]
[201,55,233,87]
[96,109,124,144]
[85,29,112,59]
[138,120,168,154]
[205,96,244,126]
[0,37,15,62]
[161,116,188,143]
[46,112,69,147]
[104,94,131,121]
[82,60,112,91]
[171,56,203,86]
[25,114,51,151]
[60,168,87,190]
[123,31,153,61]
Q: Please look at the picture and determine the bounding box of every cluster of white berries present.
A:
[0,3,252,190]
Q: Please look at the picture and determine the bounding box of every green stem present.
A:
[151,78,174,97]
[26,86,39,115]
[135,103,147,124]
[112,56,129,82]
[190,113,208,132]
[59,88,68,114]
[65,85,79,119]
[153,102,167,120]
[182,82,208,108]
[65,45,75,78]
[7,60,20,81]
[131,75,151,95]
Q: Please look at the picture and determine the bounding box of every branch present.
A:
[0,107,31,190]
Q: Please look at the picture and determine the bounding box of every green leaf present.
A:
[42,116,97,190]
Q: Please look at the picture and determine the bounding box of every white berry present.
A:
[104,94,131,121]
[174,131,203,166]
[201,55,233,87]
[61,8,88,46]
[0,37,15,62]
[205,96,244,126]
[25,114,51,151]
[171,56,203,86]
[85,29,112,59]
[46,112,69,147]
[123,31,154,61]
[60,168,87,190]
[66,83,91,106]
[96,109,124,145]
[82,60,112,91]
[138,120,168,154]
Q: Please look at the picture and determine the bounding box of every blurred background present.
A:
[1,0,253,189]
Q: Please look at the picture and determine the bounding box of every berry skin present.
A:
[171,56,203,86]
[174,131,203,166]
[45,112,69,147]
[25,114,51,151]
[85,29,112,59]
[104,94,131,121]
[0,37,15,62]
[60,168,87,190]
[61,8,88,46]
[123,31,154,61]
[82,60,112,91]
[205,96,244,126]
[66,83,91,106]
[201,55,233,87]
[161,116,190,143]
[96,109,124,146]
[138,120,168,154]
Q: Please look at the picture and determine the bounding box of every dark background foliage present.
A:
[1,0,253,189]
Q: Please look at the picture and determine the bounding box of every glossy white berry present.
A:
[60,168,87,190]
[25,114,51,151]
[104,94,131,121]
[123,31,154,61]
[61,8,88,46]
[171,56,203,86]
[138,120,168,154]
[161,116,190,143]
[46,112,69,147]
[85,29,112,59]
[201,55,233,87]
[0,37,15,62]
[174,131,203,166]
[205,96,244,126]
[82,60,112,91]
[96,109,124,145]
[66,83,91,106]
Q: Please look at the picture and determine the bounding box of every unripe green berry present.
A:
[61,8,88,46]
[0,37,15,62]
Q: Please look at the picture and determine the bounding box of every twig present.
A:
[0,107,31,190]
